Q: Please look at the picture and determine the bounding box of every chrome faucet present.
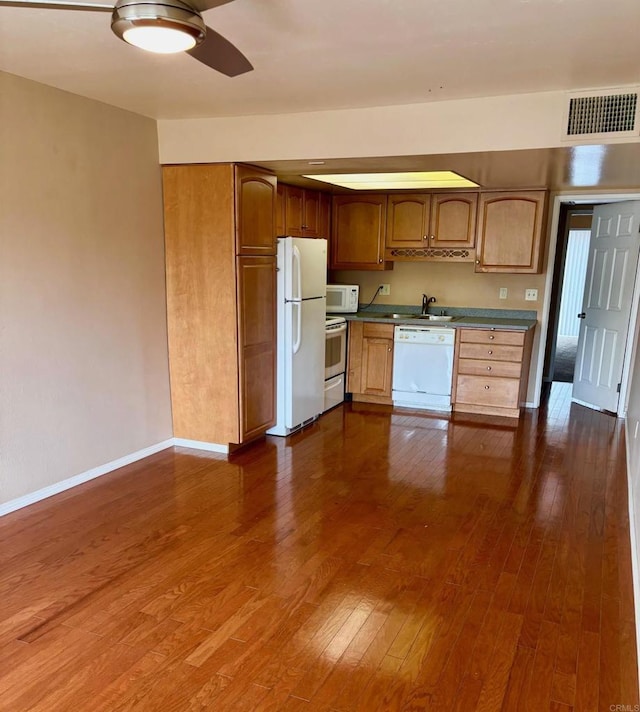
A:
[421,294,436,315]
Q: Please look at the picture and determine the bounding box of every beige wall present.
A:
[158,91,567,164]
[333,262,546,311]
[0,72,172,507]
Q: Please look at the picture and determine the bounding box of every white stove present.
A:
[324,315,347,412]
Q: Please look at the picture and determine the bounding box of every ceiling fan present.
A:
[0,0,253,76]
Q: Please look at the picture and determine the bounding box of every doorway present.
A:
[544,205,595,385]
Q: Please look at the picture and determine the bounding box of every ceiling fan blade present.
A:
[188,0,234,12]
[187,25,253,77]
[0,0,112,10]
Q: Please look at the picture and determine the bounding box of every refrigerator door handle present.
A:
[292,302,302,354]
[292,244,302,301]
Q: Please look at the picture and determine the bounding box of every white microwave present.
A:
[326,284,359,313]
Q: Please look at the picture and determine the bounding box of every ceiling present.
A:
[1,0,640,120]
[2,0,640,193]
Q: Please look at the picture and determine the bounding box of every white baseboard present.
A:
[173,438,229,454]
[624,421,640,686]
[0,439,174,517]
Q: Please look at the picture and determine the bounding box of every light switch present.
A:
[525,289,538,301]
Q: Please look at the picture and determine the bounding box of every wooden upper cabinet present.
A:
[276,183,286,237]
[331,194,389,270]
[430,193,478,248]
[385,194,431,248]
[384,192,478,257]
[277,184,325,238]
[475,191,547,273]
[302,189,321,237]
[234,165,277,255]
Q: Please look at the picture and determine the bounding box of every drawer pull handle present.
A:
[489,335,495,340]
[487,366,492,371]
[488,350,493,355]
[484,385,490,390]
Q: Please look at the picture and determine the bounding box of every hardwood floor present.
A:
[1,383,638,711]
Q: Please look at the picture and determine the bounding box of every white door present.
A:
[284,237,327,300]
[572,201,640,412]
[287,297,326,427]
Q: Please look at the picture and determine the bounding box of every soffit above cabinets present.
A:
[258,143,640,193]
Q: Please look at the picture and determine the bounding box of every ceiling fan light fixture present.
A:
[111,0,206,54]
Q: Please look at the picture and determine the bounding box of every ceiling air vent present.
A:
[563,87,640,141]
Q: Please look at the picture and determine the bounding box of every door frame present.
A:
[535,191,640,416]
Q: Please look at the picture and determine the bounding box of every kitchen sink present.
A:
[361,313,455,321]
[417,314,455,321]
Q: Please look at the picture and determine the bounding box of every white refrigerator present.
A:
[268,237,327,436]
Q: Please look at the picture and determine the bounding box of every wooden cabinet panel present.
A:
[276,183,286,237]
[278,184,326,238]
[237,256,276,440]
[458,343,524,362]
[475,191,547,273]
[430,193,477,248]
[457,358,523,378]
[284,184,304,235]
[362,337,394,396]
[235,165,277,255]
[384,192,477,261]
[385,194,430,248]
[164,163,277,448]
[303,189,321,237]
[347,321,394,403]
[459,329,525,346]
[331,194,389,270]
[452,326,535,418]
[455,375,520,408]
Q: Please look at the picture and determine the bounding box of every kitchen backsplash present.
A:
[331,260,546,313]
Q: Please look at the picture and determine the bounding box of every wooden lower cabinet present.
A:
[237,256,277,440]
[347,321,394,404]
[452,327,535,418]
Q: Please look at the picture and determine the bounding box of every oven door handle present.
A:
[327,323,347,335]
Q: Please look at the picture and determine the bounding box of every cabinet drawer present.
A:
[457,358,522,378]
[458,343,523,362]
[455,374,520,408]
[459,329,525,346]
[362,322,395,339]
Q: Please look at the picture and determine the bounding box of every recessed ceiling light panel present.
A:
[302,171,479,190]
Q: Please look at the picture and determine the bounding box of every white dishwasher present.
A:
[392,326,455,411]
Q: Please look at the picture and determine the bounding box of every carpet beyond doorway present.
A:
[554,335,578,383]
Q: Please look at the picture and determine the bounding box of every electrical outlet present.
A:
[499,287,508,299]
[379,284,391,296]
[525,288,538,301]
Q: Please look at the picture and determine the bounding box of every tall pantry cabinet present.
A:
[162,163,277,450]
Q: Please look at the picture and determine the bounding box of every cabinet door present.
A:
[331,194,388,270]
[236,256,277,441]
[276,183,286,237]
[362,337,394,396]
[302,189,321,237]
[475,191,546,273]
[429,193,478,248]
[284,184,304,236]
[318,191,331,265]
[385,194,430,248]
[235,165,277,255]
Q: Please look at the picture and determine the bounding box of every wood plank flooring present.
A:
[1,383,638,711]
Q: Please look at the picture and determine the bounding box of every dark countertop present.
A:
[343,306,537,331]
